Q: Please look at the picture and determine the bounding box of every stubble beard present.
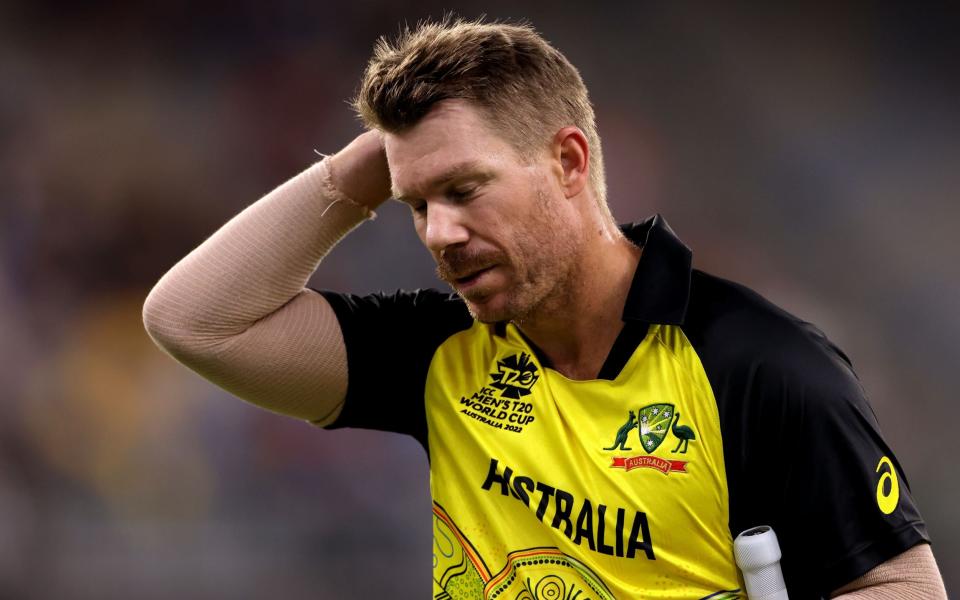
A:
[506,236,580,328]
[459,190,581,326]
[453,254,576,325]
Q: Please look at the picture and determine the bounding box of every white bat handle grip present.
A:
[734,526,789,600]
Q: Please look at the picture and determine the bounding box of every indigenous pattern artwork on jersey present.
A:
[319,215,929,599]
[426,327,741,599]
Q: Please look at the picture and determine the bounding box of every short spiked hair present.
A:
[353,17,608,212]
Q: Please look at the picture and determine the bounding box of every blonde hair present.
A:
[353,16,608,214]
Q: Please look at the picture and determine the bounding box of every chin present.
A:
[464,301,508,324]
[462,293,517,324]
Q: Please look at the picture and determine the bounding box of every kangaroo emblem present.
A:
[604,411,638,451]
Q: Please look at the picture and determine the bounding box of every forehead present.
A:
[384,100,518,197]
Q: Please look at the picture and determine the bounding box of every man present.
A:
[143,18,945,599]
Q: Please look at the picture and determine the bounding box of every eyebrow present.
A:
[393,161,493,203]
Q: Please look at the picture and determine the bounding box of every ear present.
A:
[551,126,590,199]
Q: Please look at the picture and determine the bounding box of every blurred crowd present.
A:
[1,2,957,598]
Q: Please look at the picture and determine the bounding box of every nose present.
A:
[423,201,470,254]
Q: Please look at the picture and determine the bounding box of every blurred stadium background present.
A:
[1,1,957,598]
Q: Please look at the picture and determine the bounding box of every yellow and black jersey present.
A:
[317,215,928,600]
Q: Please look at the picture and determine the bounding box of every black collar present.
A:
[620,214,693,325]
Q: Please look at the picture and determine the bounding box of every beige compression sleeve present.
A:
[831,544,946,599]
[142,158,373,425]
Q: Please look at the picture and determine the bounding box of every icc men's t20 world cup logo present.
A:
[489,352,540,399]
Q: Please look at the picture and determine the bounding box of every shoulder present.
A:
[683,269,861,403]
[682,272,930,596]
[311,287,474,440]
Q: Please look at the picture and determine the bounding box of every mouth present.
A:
[454,265,496,288]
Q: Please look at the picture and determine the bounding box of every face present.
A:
[385,99,582,323]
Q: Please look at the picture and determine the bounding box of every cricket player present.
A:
[143,17,946,599]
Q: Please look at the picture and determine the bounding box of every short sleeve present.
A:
[684,271,930,598]
[313,287,473,448]
[744,334,928,595]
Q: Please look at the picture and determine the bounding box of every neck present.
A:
[514,218,641,380]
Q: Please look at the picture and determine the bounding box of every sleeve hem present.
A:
[822,521,931,595]
[311,289,355,430]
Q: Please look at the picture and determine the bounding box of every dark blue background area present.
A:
[1,2,956,597]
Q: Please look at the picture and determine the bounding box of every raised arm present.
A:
[142,131,390,425]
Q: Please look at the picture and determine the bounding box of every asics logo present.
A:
[875,456,899,515]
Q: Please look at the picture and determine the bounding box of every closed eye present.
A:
[447,187,477,202]
[410,200,428,216]
[402,184,481,218]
